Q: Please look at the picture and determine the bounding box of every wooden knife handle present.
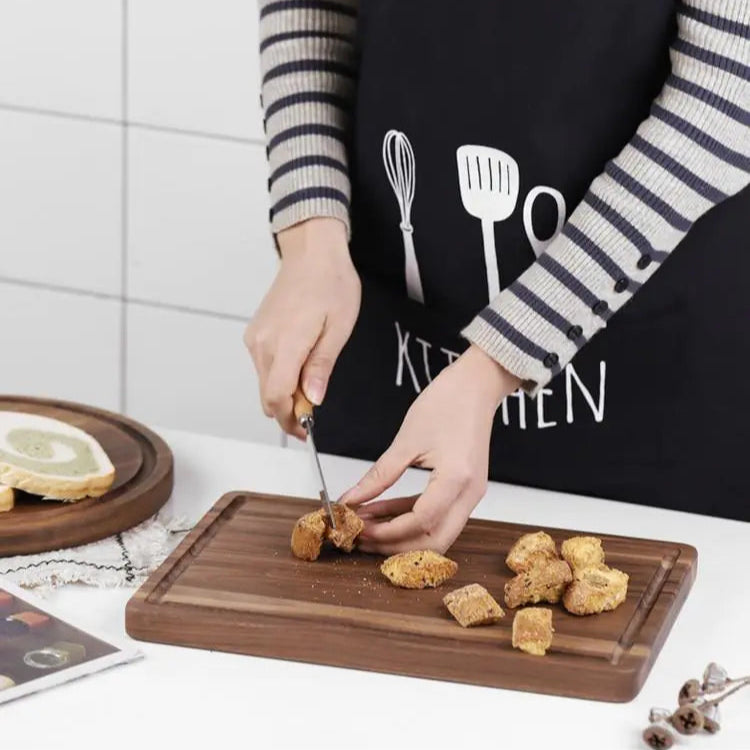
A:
[293,387,314,424]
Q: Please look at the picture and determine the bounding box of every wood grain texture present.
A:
[0,396,173,556]
[126,492,697,701]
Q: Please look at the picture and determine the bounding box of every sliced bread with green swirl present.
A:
[0,483,13,512]
[0,412,115,501]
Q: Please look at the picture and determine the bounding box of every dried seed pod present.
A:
[678,678,702,705]
[648,707,672,724]
[672,704,705,735]
[703,716,721,734]
[702,662,729,693]
[642,724,674,749]
[700,702,720,721]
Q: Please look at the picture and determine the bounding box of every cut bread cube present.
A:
[290,509,328,561]
[443,583,505,627]
[380,550,458,589]
[326,504,365,553]
[563,564,629,615]
[504,558,573,608]
[0,483,14,513]
[506,531,558,573]
[512,607,554,656]
[561,536,605,573]
[0,412,115,501]
[290,504,365,561]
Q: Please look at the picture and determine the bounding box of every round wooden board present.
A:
[0,396,174,556]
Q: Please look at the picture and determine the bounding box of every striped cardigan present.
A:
[259,0,750,394]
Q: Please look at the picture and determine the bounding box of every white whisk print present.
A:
[383,129,424,304]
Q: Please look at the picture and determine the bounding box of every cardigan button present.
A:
[614,277,629,293]
[543,352,559,368]
[637,255,652,270]
[592,300,609,316]
[566,325,583,341]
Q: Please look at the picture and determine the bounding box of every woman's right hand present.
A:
[244,217,361,439]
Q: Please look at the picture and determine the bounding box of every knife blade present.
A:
[293,387,336,529]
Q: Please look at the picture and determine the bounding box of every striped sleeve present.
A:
[464,0,750,395]
[259,0,358,236]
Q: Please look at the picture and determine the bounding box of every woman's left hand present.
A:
[341,345,522,554]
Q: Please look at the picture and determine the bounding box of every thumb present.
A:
[340,444,411,507]
[300,322,348,406]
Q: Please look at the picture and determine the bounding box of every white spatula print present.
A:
[456,145,520,300]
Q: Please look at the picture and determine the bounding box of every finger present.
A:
[339,444,412,507]
[264,326,320,436]
[359,488,477,555]
[300,319,350,406]
[354,495,418,520]
[358,472,467,545]
[245,331,274,418]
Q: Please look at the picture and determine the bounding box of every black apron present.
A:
[315,0,750,522]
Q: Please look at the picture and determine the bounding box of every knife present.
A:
[293,387,337,529]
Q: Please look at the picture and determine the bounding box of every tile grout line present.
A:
[0,275,251,323]
[126,296,250,323]
[130,120,263,146]
[0,276,119,302]
[0,102,265,147]
[0,101,121,127]
[120,0,129,414]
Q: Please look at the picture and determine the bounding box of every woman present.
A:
[247,0,750,553]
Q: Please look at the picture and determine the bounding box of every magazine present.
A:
[0,578,142,705]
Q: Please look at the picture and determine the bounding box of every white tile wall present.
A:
[0,110,122,295]
[0,2,279,444]
[0,281,121,410]
[128,0,264,140]
[127,129,277,318]
[126,302,277,443]
[0,0,122,119]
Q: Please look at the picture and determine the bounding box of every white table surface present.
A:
[3,426,750,750]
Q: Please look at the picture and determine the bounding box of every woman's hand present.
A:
[341,345,522,554]
[245,218,361,439]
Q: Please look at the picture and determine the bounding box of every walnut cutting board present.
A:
[126,492,697,702]
[0,396,173,556]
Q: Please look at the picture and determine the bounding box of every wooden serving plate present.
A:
[126,492,697,702]
[0,396,173,556]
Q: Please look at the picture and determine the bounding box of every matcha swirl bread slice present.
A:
[0,483,13,512]
[0,412,115,501]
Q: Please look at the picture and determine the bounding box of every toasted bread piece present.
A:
[506,531,558,573]
[326,504,364,552]
[563,564,629,615]
[0,483,13,512]
[443,583,505,627]
[561,536,605,573]
[504,558,573,609]
[291,504,365,561]
[291,509,328,561]
[512,607,554,656]
[380,550,458,589]
[0,411,114,501]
